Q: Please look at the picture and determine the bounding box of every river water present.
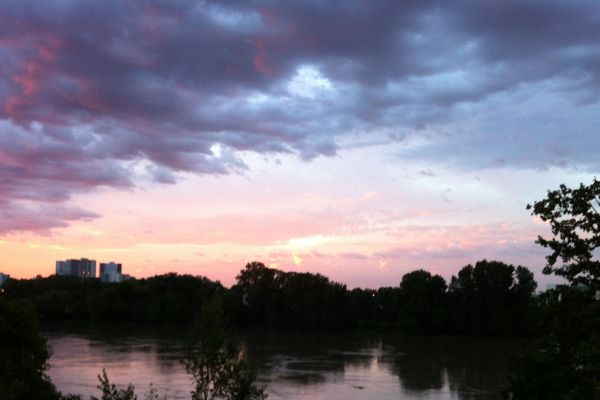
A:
[46,327,519,400]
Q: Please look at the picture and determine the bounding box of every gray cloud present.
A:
[1,0,600,232]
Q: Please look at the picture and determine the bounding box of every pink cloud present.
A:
[0,202,98,235]
[85,210,359,247]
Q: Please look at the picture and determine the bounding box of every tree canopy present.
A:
[448,260,537,336]
[528,178,600,290]
[0,299,59,400]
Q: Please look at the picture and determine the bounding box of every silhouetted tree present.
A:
[398,270,447,333]
[375,287,402,326]
[185,298,266,400]
[527,178,600,290]
[273,271,348,330]
[232,262,349,330]
[0,298,60,400]
[233,262,278,326]
[508,180,600,399]
[346,288,378,328]
[448,260,536,336]
[91,370,137,400]
[4,261,539,335]
[3,273,224,324]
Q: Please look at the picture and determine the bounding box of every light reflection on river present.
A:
[46,327,520,400]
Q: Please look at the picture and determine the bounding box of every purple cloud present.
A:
[0,201,98,234]
[1,1,600,232]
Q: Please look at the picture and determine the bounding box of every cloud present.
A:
[0,120,129,233]
[147,164,177,184]
[1,1,600,232]
[100,210,359,247]
[0,202,98,234]
[374,221,549,272]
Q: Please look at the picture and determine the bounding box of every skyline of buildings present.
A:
[55,258,130,282]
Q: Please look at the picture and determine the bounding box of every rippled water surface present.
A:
[46,327,520,400]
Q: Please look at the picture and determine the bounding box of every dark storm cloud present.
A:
[1,0,600,232]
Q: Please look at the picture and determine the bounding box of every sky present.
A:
[1,1,599,288]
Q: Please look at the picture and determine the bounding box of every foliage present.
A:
[4,261,541,337]
[508,337,595,400]
[91,370,137,400]
[84,371,169,400]
[527,178,600,290]
[3,273,224,324]
[398,270,447,333]
[185,298,267,400]
[346,288,379,327]
[229,260,540,336]
[448,260,537,336]
[507,288,600,400]
[232,262,349,330]
[0,298,60,400]
[232,262,277,326]
[507,179,600,399]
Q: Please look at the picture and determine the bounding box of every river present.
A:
[46,326,520,399]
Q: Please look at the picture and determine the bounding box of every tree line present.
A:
[3,258,539,337]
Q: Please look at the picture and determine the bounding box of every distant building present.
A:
[55,259,96,278]
[0,273,9,287]
[100,262,123,283]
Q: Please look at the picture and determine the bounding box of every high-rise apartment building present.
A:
[55,258,97,278]
[99,262,123,282]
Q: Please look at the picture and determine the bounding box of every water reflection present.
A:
[380,335,514,399]
[46,326,520,400]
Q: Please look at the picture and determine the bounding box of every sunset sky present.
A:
[1,1,599,288]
